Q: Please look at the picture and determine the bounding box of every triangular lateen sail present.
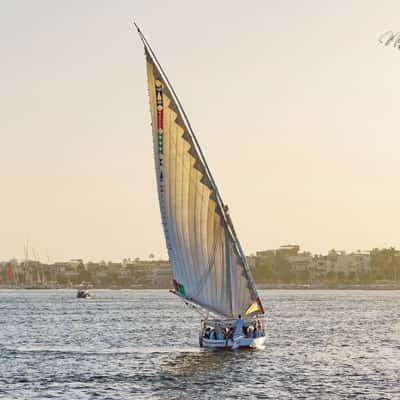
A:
[138,26,264,318]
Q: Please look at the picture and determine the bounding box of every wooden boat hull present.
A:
[201,336,266,350]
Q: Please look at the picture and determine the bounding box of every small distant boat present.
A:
[77,288,91,299]
[136,25,266,350]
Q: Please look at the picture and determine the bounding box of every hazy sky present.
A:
[1,0,399,262]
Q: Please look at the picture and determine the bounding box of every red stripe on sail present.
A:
[256,297,265,314]
[157,109,163,129]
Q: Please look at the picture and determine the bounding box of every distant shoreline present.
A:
[257,283,400,290]
[1,284,400,290]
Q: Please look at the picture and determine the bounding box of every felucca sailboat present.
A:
[136,25,266,349]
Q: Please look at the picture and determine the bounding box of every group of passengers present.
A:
[203,320,263,340]
[203,326,233,340]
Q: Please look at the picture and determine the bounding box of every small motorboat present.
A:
[77,288,91,299]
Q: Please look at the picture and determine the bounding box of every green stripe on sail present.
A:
[178,283,186,296]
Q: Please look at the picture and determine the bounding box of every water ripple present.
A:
[1,289,400,399]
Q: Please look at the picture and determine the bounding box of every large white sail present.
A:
[138,28,264,318]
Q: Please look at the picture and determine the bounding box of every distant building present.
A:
[326,250,371,273]
[277,245,300,257]
[287,252,313,271]
[255,246,371,274]
[246,256,256,269]
[69,259,84,271]
[256,244,300,258]
[54,262,69,273]
[256,245,314,271]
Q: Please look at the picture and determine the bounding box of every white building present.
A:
[326,250,370,273]
[287,253,314,271]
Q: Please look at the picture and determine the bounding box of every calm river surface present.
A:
[0,289,399,399]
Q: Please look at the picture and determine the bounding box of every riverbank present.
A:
[1,284,400,290]
[257,283,400,290]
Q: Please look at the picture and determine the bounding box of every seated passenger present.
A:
[216,330,225,340]
[227,327,234,340]
[209,329,216,340]
[247,325,253,337]
[204,327,211,339]
[259,321,264,336]
[223,328,229,339]
[253,321,263,337]
[256,320,264,336]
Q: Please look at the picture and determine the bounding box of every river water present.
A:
[0,289,399,399]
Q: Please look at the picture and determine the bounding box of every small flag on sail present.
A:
[245,297,264,315]
[172,279,186,296]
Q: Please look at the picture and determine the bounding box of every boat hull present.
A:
[201,336,266,350]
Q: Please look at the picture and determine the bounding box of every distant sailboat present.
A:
[77,283,91,299]
[136,25,265,349]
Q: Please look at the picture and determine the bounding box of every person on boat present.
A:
[257,320,264,336]
[214,326,220,338]
[204,327,211,339]
[252,322,259,338]
[216,328,225,341]
[223,327,229,339]
[227,327,234,340]
[209,329,216,340]
[233,315,244,339]
[246,325,254,337]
